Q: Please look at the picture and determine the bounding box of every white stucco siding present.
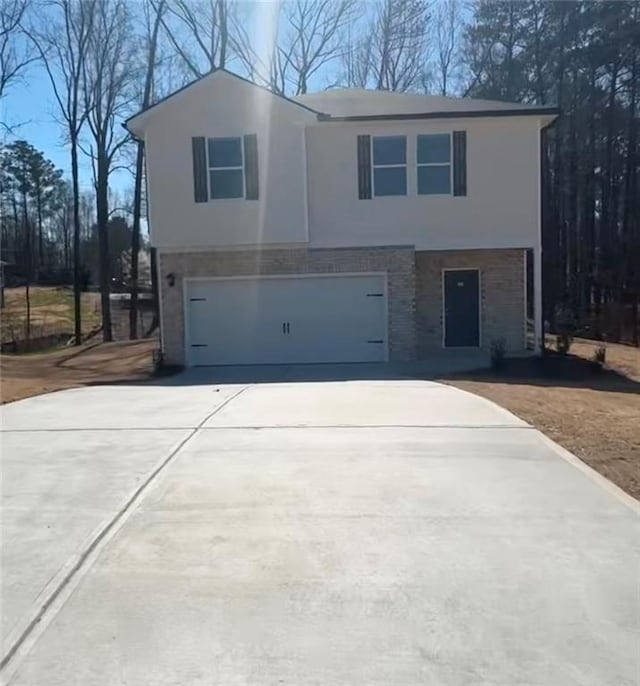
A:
[143,72,314,249]
[305,117,541,250]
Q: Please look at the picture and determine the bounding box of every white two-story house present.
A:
[125,69,557,367]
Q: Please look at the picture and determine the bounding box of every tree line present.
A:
[1,0,638,344]
[0,139,148,287]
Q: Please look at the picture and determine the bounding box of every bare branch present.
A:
[229,2,285,93]
[1,0,35,98]
[431,0,463,95]
[159,0,230,78]
[343,0,431,92]
[280,0,357,95]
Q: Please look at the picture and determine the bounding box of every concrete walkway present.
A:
[1,373,638,685]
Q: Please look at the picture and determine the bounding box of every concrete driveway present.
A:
[1,370,638,685]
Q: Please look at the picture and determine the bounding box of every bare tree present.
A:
[160,0,229,78]
[231,0,355,96]
[129,0,165,339]
[345,0,431,91]
[279,0,356,95]
[26,0,95,344]
[0,0,35,100]
[83,0,136,342]
[432,0,463,95]
[230,1,285,93]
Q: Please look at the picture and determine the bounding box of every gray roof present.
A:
[293,89,553,118]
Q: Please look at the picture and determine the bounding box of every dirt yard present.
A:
[0,339,156,404]
[441,338,640,501]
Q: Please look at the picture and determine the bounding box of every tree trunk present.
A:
[25,281,31,347]
[130,0,164,339]
[129,141,144,339]
[36,189,43,281]
[218,0,227,68]
[63,203,70,271]
[621,49,637,344]
[71,138,82,345]
[600,61,619,285]
[583,65,597,324]
[96,154,112,342]
[11,196,20,271]
[21,188,32,282]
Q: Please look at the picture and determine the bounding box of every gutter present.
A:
[316,107,559,123]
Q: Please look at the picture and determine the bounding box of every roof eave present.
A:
[317,107,560,122]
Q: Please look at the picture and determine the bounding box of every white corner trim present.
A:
[302,126,310,242]
[535,123,543,354]
[155,248,165,356]
[523,249,528,350]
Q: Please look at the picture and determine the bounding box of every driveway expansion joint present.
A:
[0,384,251,676]
[199,423,535,430]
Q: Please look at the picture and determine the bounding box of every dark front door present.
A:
[444,269,480,347]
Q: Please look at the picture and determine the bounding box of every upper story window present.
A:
[207,137,244,199]
[417,134,451,195]
[372,136,406,196]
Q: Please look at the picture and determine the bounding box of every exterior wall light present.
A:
[166,272,176,287]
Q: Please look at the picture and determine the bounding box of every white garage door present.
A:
[185,274,387,366]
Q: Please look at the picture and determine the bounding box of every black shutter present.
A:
[453,130,467,197]
[243,134,259,200]
[357,134,372,199]
[192,137,208,203]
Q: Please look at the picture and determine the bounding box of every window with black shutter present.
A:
[192,134,260,201]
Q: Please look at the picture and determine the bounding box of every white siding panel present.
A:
[306,117,541,250]
[145,72,313,249]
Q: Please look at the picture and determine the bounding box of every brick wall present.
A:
[159,247,416,365]
[415,249,526,356]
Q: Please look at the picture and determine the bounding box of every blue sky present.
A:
[2,62,133,194]
[0,0,406,196]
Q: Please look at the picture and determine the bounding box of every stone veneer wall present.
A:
[415,249,526,357]
[159,246,416,366]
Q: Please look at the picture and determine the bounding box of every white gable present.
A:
[126,69,318,137]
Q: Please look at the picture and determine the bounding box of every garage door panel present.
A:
[185,275,387,366]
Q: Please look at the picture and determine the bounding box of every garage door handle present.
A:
[286,322,290,334]
[367,340,383,344]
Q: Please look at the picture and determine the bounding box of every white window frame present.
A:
[207,136,245,200]
[417,133,452,196]
[372,135,407,197]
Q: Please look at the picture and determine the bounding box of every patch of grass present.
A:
[1,286,101,345]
